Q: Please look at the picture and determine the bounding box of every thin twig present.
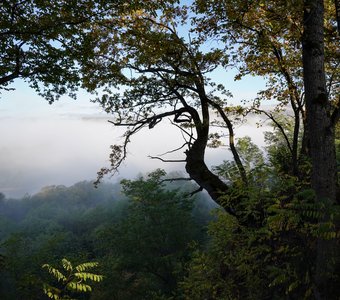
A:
[148,156,186,163]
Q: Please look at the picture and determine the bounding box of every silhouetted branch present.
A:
[207,98,248,185]
[148,156,186,163]
[169,120,195,141]
[253,108,294,155]
[185,186,203,197]
[108,107,188,129]
[156,142,189,156]
[160,177,192,183]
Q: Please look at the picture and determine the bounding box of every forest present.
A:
[0,173,217,299]
[1,0,340,299]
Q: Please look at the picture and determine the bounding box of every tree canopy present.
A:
[0,0,177,101]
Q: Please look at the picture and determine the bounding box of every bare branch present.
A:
[156,142,189,156]
[108,107,189,128]
[0,42,24,85]
[169,120,195,141]
[148,156,186,163]
[128,64,195,79]
[185,186,204,197]
[95,122,145,186]
[160,177,192,183]
[253,108,294,155]
[207,98,248,185]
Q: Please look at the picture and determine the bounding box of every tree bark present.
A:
[302,0,338,297]
[185,142,235,215]
[184,112,237,217]
[335,0,340,35]
[303,0,337,204]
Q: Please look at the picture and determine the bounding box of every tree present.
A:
[1,1,87,100]
[302,0,338,205]
[194,0,339,178]
[195,0,307,176]
[192,1,339,296]
[80,4,249,217]
[181,125,340,299]
[302,0,339,297]
[336,0,340,34]
[0,0,171,102]
[97,169,199,299]
[77,0,339,217]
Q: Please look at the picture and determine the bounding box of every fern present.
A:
[42,258,103,300]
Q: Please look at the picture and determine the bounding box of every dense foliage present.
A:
[1,0,339,299]
[43,258,103,300]
[0,174,213,299]
[0,127,339,299]
[182,135,340,299]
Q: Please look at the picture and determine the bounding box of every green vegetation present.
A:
[0,174,213,299]
[0,128,339,298]
[43,258,103,300]
[1,0,339,299]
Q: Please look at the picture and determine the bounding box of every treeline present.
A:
[0,172,215,299]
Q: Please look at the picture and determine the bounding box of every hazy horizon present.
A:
[1,75,271,199]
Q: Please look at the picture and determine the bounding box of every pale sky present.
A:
[0,70,269,198]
